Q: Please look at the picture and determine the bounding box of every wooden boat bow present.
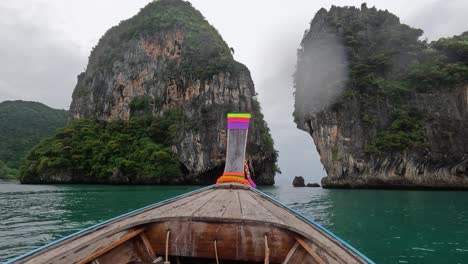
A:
[6,113,373,264]
[7,183,373,264]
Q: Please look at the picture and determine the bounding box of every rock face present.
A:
[294,4,468,189]
[307,85,468,189]
[66,0,277,185]
[292,176,305,187]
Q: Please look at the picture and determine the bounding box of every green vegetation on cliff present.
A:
[406,32,468,92]
[0,101,67,178]
[87,0,234,80]
[21,110,183,182]
[314,4,468,96]
[0,161,18,180]
[250,98,280,174]
[298,4,468,153]
[365,111,427,153]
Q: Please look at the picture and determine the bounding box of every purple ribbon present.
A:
[228,122,249,129]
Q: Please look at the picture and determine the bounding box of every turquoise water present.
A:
[1,182,468,263]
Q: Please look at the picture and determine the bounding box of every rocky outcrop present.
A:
[308,85,468,189]
[306,183,321,187]
[65,0,277,185]
[292,176,306,187]
[294,4,468,189]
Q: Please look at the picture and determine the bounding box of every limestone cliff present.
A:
[294,4,468,189]
[22,0,277,185]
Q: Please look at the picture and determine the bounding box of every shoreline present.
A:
[323,185,468,191]
[4,180,468,191]
[322,182,468,191]
[0,178,19,183]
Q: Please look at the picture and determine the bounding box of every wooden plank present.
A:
[282,242,299,264]
[156,189,221,219]
[77,228,144,264]
[284,246,309,264]
[95,239,141,264]
[218,190,243,219]
[283,246,320,264]
[139,232,156,260]
[237,189,283,224]
[296,237,326,264]
[150,189,217,217]
[192,189,242,219]
[34,228,144,264]
[308,239,341,264]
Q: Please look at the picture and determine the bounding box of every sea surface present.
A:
[1,181,467,263]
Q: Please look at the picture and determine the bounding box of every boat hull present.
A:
[6,183,374,264]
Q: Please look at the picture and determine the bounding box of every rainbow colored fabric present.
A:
[216,113,253,186]
[227,113,251,129]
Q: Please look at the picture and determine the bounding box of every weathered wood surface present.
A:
[138,232,156,260]
[282,242,299,264]
[77,228,144,264]
[95,238,141,264]
[12,183,367,264]
[21,228,143,264]
[282,246,317,264]
[146,221,296,263]
[296,237,326,264]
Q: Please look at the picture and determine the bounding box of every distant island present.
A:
[0,101,67,180]
[294,3,468,189]
[19,0,278,185]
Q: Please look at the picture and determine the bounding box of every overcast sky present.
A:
[0,0,467,184]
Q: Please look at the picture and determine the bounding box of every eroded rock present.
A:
[293,176,306,187]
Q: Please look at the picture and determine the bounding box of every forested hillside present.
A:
[0,101,67,179]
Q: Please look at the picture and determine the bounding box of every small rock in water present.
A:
[306,183,321,187]
[292,176,305,187]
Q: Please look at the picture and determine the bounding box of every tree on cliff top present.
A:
[86,0,235,80]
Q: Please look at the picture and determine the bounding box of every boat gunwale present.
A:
[4,185,214,264]
[250,187,375,264]
[5,184,374,264]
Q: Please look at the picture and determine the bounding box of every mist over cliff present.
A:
[294,17,348,116]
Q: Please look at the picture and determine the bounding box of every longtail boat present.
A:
[6,113,374,264]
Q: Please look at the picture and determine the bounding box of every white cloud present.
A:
[406,0,468,40]
[0,1,86,109]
